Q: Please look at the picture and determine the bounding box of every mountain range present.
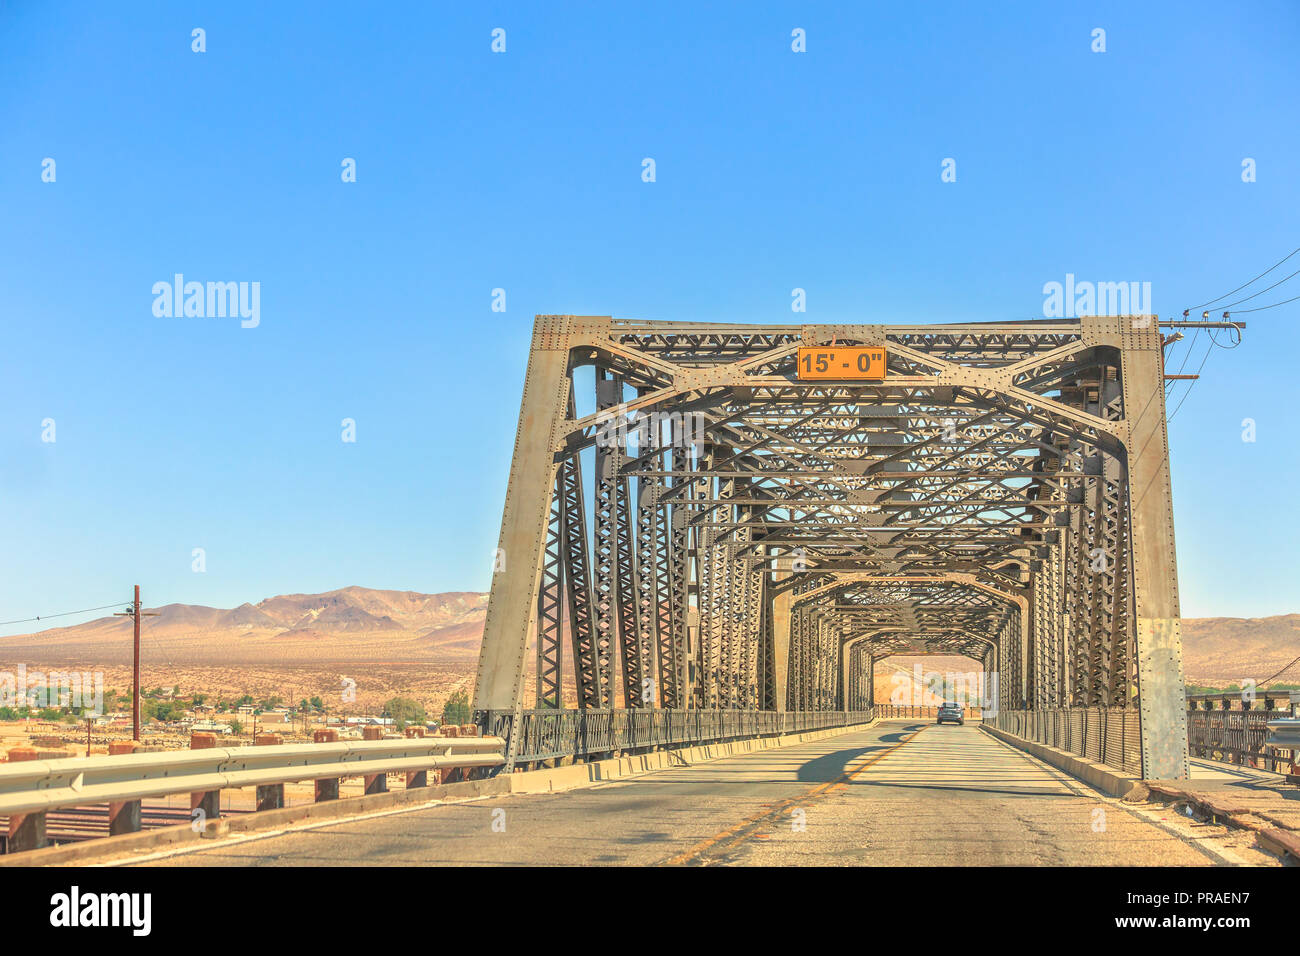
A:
[0,587,489,666]
[0,586,1295,683]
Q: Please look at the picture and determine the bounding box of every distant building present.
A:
[191,720,234,734]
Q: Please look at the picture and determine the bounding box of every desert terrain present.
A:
[0,586,1293,721]
[0,588,487,715]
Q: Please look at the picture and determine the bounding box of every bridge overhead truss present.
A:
[474,315,1189,779]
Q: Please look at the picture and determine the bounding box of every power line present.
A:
[1164,317,1246,422]
[1186,245,1300,312]
[0,601,133,628]
[1168,328,1201,381]
[1170,246,1298,392]
[1228,292,1300,315]
[1207,323,1244,349]
[1166,320,1244,421]
[1259,654,1300,689]
[1166,337,1216,422]
[1167,319,1245,412]
[1216,265,1300,311]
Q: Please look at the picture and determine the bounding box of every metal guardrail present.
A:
[990,709,1300,777]
[1187,709,1295,772]
[1265,719,1300,755]
[1188,690,1298,709]
[0,737,505,818]
[995,708,1142,775]
[1266,719,1300,745]
[0,736,505,853]
[477,708,875,767]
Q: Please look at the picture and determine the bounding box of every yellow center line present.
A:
[660,724,926,866]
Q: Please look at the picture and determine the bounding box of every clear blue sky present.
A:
[1,0,1297,635]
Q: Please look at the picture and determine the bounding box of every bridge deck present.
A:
[128,722,1275,867]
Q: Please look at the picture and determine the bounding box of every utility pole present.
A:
[132,584,141,741]
[114,585,157,742]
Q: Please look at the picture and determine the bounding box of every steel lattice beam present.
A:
[475,315,1190,779]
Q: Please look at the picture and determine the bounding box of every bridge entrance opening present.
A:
[874,652,988,717]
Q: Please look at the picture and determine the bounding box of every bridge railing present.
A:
[1187,708,1296,772]
[0,735,504,854]
[992,708,1300,777]
[875,705,983,720]
[994,708,1142,776]
[478,708,876,766]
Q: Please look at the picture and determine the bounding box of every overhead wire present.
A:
[0,602,133,628]
[1227,292,1300,315]
[1215,265,1300,312]
[1165,246,1299,420]
[1259,654,1300,689]
[1185,246,1300,311]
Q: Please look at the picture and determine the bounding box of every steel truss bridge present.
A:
[474,315,1189,780]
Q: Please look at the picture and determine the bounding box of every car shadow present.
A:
[796,746,882,782]
[878,724,926,743]
[793,724,930,781]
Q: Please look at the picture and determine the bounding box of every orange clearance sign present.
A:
[796,346,887,380]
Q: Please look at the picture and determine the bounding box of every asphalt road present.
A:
[130,720,1269,866]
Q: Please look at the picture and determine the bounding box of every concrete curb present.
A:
[980,723,1141,797]
[3,720,877,866]
[504,720,879,794]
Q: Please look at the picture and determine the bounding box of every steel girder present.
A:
[474,315,1189,779]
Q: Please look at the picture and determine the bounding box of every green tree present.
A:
[309,695,324,711]
[228,718,243,735]
[441,690,470,727]
[143,699,186,722]
[384,696,426,731]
